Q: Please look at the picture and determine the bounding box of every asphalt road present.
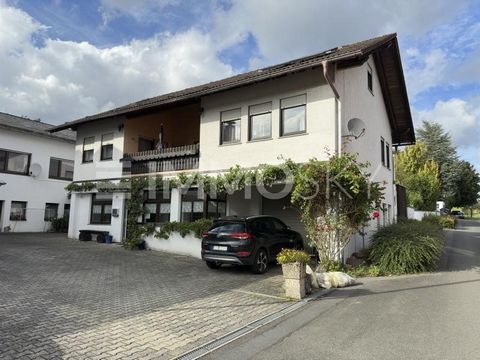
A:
[204,219,480,360]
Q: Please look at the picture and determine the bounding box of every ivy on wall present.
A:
[65,156,383,256]
[65,163,293,249]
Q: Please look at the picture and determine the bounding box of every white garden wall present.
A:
[144,231,202,259]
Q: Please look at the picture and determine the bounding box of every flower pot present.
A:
[282,262,306,299]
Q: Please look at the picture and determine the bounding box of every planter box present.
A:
[282,262,306,299]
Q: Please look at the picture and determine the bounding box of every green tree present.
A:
[450,161,480,209]
[395,142,441,211]
[416,120,461,206]
[290,153,384,264]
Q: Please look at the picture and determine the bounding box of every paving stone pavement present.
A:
[0,233,291,359]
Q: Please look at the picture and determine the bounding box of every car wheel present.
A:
[206,261,221,270]
[251,248,269,274]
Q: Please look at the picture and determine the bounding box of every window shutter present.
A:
[221,108,241,122]
[249,102,272,115]
[281,94,306,109]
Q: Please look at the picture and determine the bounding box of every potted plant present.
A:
[276,249,311,299]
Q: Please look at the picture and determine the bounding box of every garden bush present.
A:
[319,259,346,272]
[155,218,214,239]
[50,217,69,233]
[369,219,445,274]
[422,214,456,229]
[346,264,381,277]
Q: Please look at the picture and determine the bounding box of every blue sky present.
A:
[1,0,479,169]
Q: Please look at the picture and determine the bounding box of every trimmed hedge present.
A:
[422,214,456,229]
[155,218,214,239]
[369,219,445,274]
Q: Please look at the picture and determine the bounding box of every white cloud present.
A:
[99,0,178,24]
[404,48,450,98]
[0,3,234,123]
[415,98,480,147]
[212,0,468,65]
[0,0,477,128]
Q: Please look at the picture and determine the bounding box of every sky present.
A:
[0,0,479,170]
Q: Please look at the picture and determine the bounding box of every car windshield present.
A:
[451,211,460,215]
[208,221,246,234]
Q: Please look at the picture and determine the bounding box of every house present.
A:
[0,113,75,232]
[50,33,415,256]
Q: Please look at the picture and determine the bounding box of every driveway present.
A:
[205,219,480,360]
[0,233,290,359]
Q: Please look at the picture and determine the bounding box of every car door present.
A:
[268,218,294,257]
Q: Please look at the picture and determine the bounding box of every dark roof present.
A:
[0,112,76,142]
[50,33,414,145]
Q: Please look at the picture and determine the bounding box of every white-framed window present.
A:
[280,94,306,136]
[220,108,241,144]
[249,102,272,140]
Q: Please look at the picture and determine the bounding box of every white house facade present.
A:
[50,33,415,258]
[0,113,75,232]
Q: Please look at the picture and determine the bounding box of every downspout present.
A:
[322,60,342,155]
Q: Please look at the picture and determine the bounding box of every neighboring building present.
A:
[50,33,415,256]
[0,113,75,232]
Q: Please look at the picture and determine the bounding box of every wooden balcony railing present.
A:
[122,143,200,175]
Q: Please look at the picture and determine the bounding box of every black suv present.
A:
[201,216,304,274]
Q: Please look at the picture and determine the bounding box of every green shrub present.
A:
[155,218,214,239]
[346,264,381,277]
[438,216,456,229]
[276,249,311,265]
[422,214,456,229]
[320,259,346,272]
[50,217,69,233]
[369,220,445,274]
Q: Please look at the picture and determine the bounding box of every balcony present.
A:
[123,143,199,175]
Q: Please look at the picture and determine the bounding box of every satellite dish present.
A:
[346,118,366,139]
[29,163,42,177]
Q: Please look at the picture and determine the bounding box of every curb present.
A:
[172,287,336,360]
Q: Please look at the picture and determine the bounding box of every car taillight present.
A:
[236,251,251,257]
[229,232,253,240]
[202,231,210,238]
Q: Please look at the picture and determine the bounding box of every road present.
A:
[204,219,480,360]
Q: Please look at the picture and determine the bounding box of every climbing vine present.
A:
[65,156,382,256]
[123,177,152,250]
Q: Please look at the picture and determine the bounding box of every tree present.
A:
[416,121,461,206]
[395,142,441,211]
[450,161,480,209]
[290,153,383,264]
